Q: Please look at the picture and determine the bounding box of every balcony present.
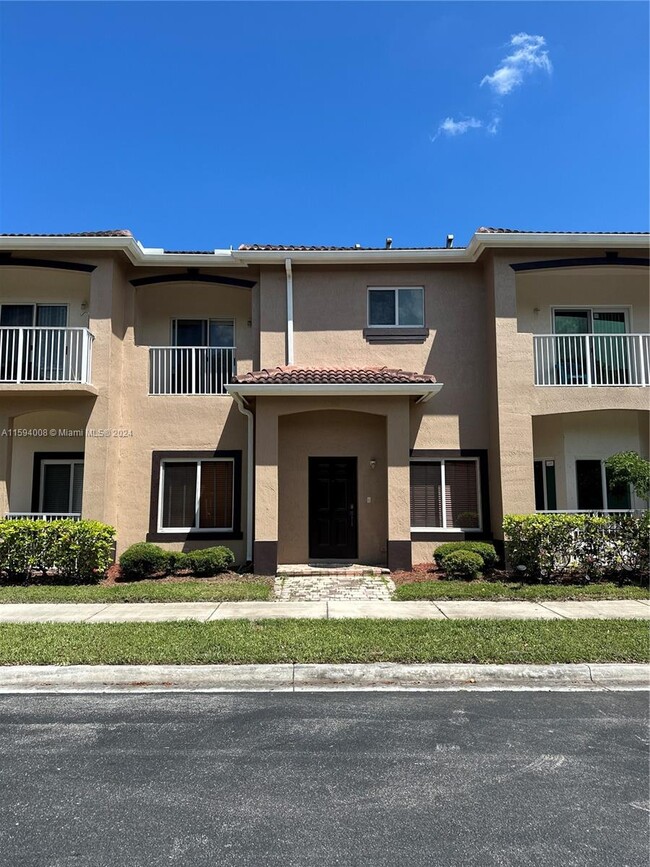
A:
[534,334,650,386]
[0,327,94,385]
[5,512,82,521]
[149,346,236,395]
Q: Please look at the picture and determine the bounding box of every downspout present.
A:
[285,257,294,365]
[232,392,254,564]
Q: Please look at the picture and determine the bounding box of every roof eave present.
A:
[226,382,444,399]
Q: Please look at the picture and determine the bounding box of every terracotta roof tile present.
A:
[237,244,449,251]
[476,227,649,235]
[0,230,132,238]
[233,366,437,385]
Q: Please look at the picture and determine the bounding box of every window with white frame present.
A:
[410,459,481,530]
[159,458,234,531]
[368,287,424,327]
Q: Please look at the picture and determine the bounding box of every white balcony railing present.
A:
[0,327,94,384]
[149,346,236,395]
[533,333,649,386]
[5,512,82,521]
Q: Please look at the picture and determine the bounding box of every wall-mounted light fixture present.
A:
[369,459,377,470]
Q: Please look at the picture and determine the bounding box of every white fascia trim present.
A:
[226,382,443,400]
[1,233,646,268]
[233,234,649,264]
[0,236,241,268]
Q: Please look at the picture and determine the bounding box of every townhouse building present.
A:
[0,228,647,574]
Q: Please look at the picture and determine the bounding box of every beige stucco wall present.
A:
[255,396,411,565]
[278,410,388,564]
[533,409,649,510]
[0,267,90,328]
[7,408,89,511]
[135,281,254,375]
[1,248,648,569]
[516,267,650,335]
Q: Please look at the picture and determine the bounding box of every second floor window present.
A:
[368,287,424,327]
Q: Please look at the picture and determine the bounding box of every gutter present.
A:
[285,258,294,365]
[230,392,254,563]
[227,383,443,400]
[0,233,647,268]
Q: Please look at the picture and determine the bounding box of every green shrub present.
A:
[441,550,484,580]
[503,512,650,582]
[184,546,235,577]
[0,519,115,584]
[433,541,498,570]
[119,543,169,580]
[165,550,187,574]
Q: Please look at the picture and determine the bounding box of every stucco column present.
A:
[491,256,536,529]
[0,412,12,516]
[386,398,412,571]
[82,260,124,531]
[254,399,278,574]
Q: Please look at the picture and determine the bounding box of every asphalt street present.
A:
[0,692,647,866]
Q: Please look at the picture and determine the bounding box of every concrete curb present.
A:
[0,663,647,693]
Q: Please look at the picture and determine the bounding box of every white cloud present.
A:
[433,116,483,140]
[481,33,552,96]
[432,33,550,144]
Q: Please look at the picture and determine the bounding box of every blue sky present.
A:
[1,1,648,249]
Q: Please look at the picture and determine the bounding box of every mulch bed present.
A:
[102,564,272,588]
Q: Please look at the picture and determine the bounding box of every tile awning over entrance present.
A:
[227,366,443,402]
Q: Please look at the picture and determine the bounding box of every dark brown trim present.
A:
[511,254,649,272]
[0,254,95,273]
[409,448,491,538]
[131,270,256,289]
[411,531,493,542]
[363,327,430,344]
[254,541,278,576]
[146,449,243,543]
[387,540,412,572]
[31,451,84,512]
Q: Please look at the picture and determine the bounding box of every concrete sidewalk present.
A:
[0,662,647,692]
[0,599,647,622]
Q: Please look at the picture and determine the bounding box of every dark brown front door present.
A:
[309,457,357,560]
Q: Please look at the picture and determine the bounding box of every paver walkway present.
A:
[274,574,396,601]
[0,600,647,622]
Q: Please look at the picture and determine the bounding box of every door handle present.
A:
[349,504,355,527]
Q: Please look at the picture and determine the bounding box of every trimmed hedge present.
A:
[0,519,115,584]
[433,541,498,570]
[441,550,484,580]
[183,547,235,577]
[119,543,170,580]
[119,543,235,580]
[503,512,650,582]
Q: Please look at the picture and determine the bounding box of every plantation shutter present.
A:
[410,462,442,528]
[162,462,197,528]
[445,461,479,528]
[42,464,71,513]
[71,463,84,513]
[199,461,234,528]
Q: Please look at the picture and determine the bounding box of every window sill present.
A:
[146,530,243,543]
[411,529,487,542]
[364,327,429,344]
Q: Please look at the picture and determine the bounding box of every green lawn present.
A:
[0,580,271,604]
[0,619,646,665]
[393,580,650,602]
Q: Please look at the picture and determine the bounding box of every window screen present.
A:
[162,462,197,528]
[444,460,480,528]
